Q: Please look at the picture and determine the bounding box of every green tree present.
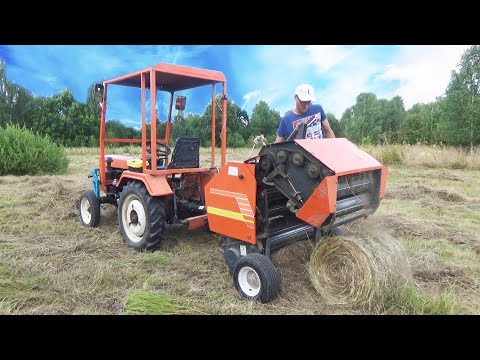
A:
[403,104,428,144]
[106,119,140,139]
[171,113,188,141]
[199,95,248,147]
[0,60,10,126]
[437,45,480,149]
[83,83,102,146]
[249,100,281,143]
[0,61,37,129]
[341,93,380,144]
[326,112,343,137]
[381,96,405,143]
[184,113,204,144]
[238,108,250,134]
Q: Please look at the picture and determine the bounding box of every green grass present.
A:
[138,253,170,265]
[0,299,15,314]
[0,243,18,254]
[124,289,204,315]
[91,265,118,288]
[387,286,463,315]
[73,307,97,315]
[0,265,47,313]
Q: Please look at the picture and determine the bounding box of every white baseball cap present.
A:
[295,83,316,102]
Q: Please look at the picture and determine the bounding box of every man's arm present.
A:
[322,120,336,138]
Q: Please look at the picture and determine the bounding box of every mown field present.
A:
[1,145,479,314]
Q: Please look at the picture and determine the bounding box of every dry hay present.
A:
[23,175,87,221]
[386,183,465,202]
[308,223,412,307]
[377,214,480,254]
[413,172,463,182]
[409,251,478,290]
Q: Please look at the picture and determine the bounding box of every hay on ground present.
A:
[308,228,412,307]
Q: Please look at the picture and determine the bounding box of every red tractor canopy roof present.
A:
[104,62,226,91]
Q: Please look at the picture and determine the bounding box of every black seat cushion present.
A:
[167,137,200,169]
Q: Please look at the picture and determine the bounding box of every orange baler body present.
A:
[294,139,388,227]
[204,162,257,244]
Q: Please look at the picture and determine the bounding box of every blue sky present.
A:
[0,45,470,127]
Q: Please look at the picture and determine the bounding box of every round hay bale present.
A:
[308,229,411,307]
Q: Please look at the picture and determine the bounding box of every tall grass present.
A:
[404,145,480,170]
[363,144,406,166]
[363,144,480,170]
[65,145,141,156]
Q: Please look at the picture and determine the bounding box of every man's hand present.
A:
[253,135,267,146]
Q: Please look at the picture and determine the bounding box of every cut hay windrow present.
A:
[308,225,412,307]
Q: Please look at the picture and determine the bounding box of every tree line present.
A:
[1,46,479,149]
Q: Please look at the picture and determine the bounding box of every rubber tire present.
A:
[118,181,166,251]
[233,253,280,303]
[79,190,101,227]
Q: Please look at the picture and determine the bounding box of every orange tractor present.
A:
[79,62,387,303]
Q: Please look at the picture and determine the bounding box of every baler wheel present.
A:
[233,253,280,303]
[118,181,166,251]
[79,190,101,227]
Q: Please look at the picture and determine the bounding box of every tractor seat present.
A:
[157,136,200,170]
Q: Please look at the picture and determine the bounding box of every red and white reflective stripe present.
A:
[210,188,254,228]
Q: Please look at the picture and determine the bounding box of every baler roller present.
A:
[337,172,374,198]
[335,192,372,218]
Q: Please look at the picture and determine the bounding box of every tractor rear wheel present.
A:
[79,190,100,227]
[233,253,280,303]
[118,181,166,251]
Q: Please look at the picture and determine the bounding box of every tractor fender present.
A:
[117,172,173,196]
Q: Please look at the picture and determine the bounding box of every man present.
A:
[275,83,335,143]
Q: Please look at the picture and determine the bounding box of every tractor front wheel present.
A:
[79,190,101,227]
[118,181,166,251]
[233,253,280,303]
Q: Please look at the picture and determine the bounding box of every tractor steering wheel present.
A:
[146,140,172,158]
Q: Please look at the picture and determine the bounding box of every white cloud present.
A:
[254,45,471,119]
[311,46,383,118]
[242,89,261,109]
[378,45,470,108]
[306,45,353,72]
[117,118,141,127]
